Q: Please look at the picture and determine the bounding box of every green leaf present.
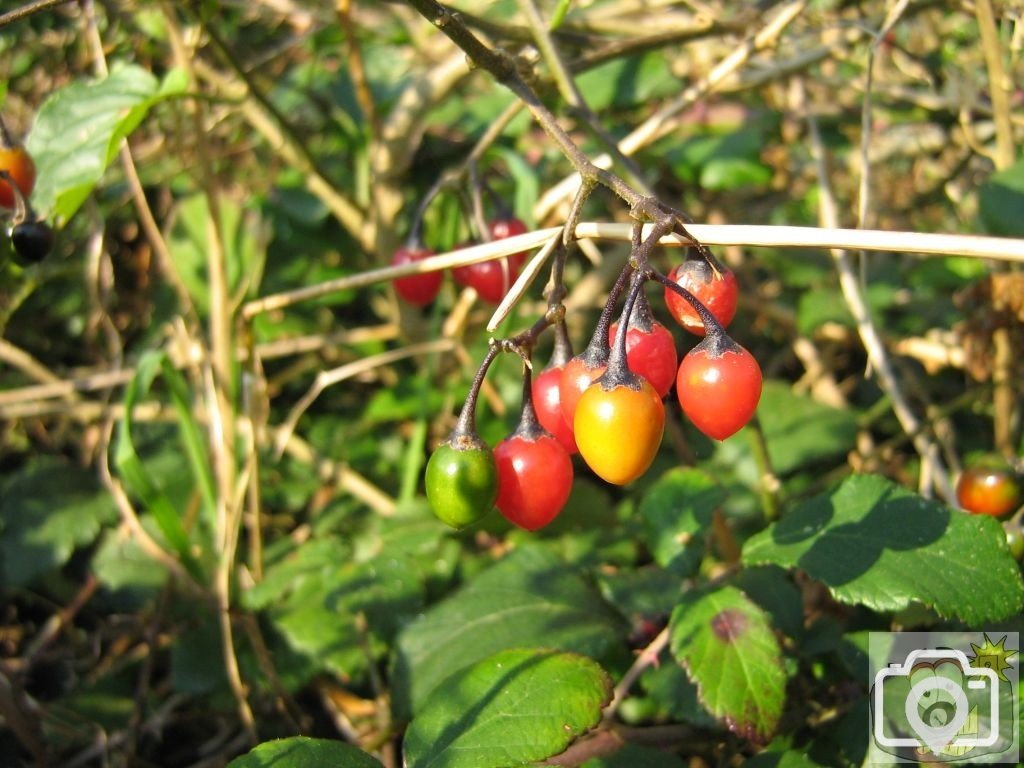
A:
[26,64,185,222]
[0,458,118,587]
[253,537,425,682]
[227,737,383,768]
[669,585,787,743]
[114,351,203,580]
[159,355,216,532]
[168,194,268,314]
[638,468,724,574]
[700,157,771,191]
[749,382,858,476]
[391,546,627,720]
[742,474,1024,623]
[402,649,611,768]
[979,159,1024,237]
[574,52,676,111]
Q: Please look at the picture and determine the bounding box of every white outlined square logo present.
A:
[868,632,1019,764]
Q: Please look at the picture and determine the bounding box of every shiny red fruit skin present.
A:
[558,356,607,428]
[391,246,442,306]
[532,365,578,454]
[451,259,514,304]
[956,467,1021,517]
[676,345,762,440]
[609,320,678,398]
[494,433,574,530]
[0,146,36,209]
[664,260,738,336]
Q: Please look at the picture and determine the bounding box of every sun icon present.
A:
[967,633,1017,683]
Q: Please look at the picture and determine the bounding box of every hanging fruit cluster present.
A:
[406,209,763,531]
[0,114,53,265]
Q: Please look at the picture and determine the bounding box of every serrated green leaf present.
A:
[391,546,627,720]
[742,474,1024,623]
[27,64,184,222]
[403,649,611,768]
[227,737,383,768]
[669,585,787,743]
[0,458,118,587]
[638,468,724,574]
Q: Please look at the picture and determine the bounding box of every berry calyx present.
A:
[664,255,738,336]
[391,245,442,306]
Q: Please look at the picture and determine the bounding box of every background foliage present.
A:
[1,1,1022,766]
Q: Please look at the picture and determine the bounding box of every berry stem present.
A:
[549,317,573,368]
[513,358,545,440]
[0,115,12,150]
[453,344,501,439]
[578,260,633,368]
[606,269,647,379]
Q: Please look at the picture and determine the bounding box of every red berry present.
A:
[494,431,574,530]
[558,355,607,429]
[664,259,738,336]
[451,220,530,304]
[489,217,529,271]
[532,365,578,455]
[609,320,677,398]
[391,246,442,306]
[956,465,1021,517]
[676,339,762,440]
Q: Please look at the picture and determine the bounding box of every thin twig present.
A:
[0,0,72,28]
[602,626,671,724]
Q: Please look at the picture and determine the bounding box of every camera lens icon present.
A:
[873,649,1000,757]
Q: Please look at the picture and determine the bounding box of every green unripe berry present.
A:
[425,434,497,529]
